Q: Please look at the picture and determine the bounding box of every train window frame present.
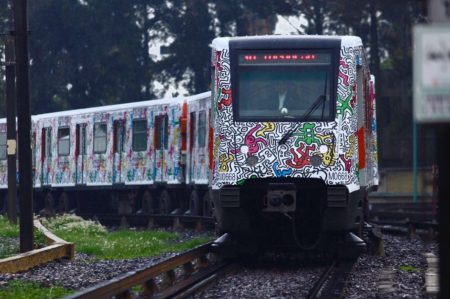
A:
[198,110,207,148]
[93,122,107,154]
[57,127,70,156]
[0,132,6,160]
[132,119,148,152]
[229,39,340,122]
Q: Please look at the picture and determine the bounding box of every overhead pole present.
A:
[5,34,18,224]
[14,0,34,252]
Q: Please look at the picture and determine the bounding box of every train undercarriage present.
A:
[211,178,368,253]
[0,184,213,218]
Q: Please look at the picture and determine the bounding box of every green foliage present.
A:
[0,216,60,258]
[399,265,419,272]
[28,0,153,114]
[0,280,72,299]
[0,215,20,237]
[41,214,212,260]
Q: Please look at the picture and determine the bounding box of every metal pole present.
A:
[5,34,18,224]
[437,126,449,299]
[14,0,34,252]
[412,118,418,203]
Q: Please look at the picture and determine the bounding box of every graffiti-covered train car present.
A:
[210,35,378,248]
[0,92,212,215]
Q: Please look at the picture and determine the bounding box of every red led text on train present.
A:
[243,54,317,62]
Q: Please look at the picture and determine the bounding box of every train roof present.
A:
[31,91,210,121]
[212,35,362,50]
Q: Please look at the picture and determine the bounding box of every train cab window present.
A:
[132,119,147,151]
[93,123,107,153]
[154,115,168,150]
[57,127,70,156]
[233,49,337,122]
[0,132,6,160]
[198,111,206,148]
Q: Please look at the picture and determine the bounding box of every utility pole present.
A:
[14,0,34,252]
[5,34,17,224]
[414,1,450,298]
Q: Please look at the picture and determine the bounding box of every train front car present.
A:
[210,35,378,250]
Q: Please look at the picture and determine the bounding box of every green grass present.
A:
[0,280,72,299]
[0,216,47,259]
[0,215,20,238]
[399,265,419,272]
[41,214,212,260]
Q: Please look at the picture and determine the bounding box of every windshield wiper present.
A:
[278,94,326,145]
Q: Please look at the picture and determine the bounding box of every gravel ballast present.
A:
[0,233,439,298]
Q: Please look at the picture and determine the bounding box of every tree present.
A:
[28,0,153,113]
[153,0,215,94]
[0,0,14,117]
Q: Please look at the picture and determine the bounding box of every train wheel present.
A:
[158,190,172,215]
[187,190,201,216]
[41,192,55,217]
[58,192,69,214]
[139,190,153,214]
[203,192,213,217]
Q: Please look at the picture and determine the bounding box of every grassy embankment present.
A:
[0,214,213,298]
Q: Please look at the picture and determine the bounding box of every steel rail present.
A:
[307,261,337,299]
[64,238,231,299]
[78,213,215,230]
[307,259,356,299]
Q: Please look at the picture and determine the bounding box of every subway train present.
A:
[0,35,378,249]
[0,92,213,216]
[209,35,378,248]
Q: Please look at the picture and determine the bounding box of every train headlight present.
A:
[310,155,322,167]
[282,194,294,206]
[269,196,282,207]
[245,155,258,167]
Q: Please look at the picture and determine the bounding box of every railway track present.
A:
[307,259,356,299]
[64,235,235,299]
[77,213,215,231]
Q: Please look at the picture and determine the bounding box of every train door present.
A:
[189,111,196,181]
[197,110,207,181]
[356,64,367,185]
[112,120,125,184]
[154,114,168,182]
[41,127,52,185]
[75,124,87,185]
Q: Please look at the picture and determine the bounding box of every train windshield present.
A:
[236,50,335,122]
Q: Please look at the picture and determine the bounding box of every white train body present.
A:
[210,35,378,243]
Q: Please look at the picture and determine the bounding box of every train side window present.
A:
[154,115,168,150]
[93,123,107,153]
[132,119,147,151]
[57,127,70,156]
[198,111,206,148]
[0,132,6,160]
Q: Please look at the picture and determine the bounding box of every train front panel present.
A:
[210,35,378,243]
